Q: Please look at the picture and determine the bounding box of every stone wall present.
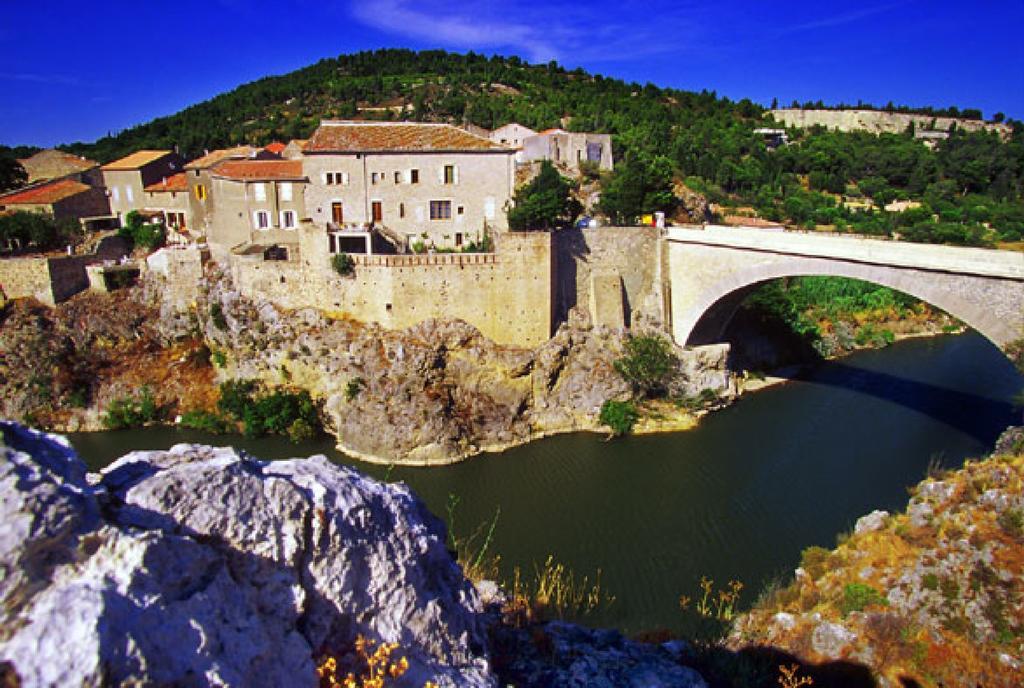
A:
[553,226,665,331]
[769,109,1012,139]
[146,246,209,310]
[0,255,93,306]
[230,231,552,347]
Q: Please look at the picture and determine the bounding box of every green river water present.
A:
[68,332,1023,635]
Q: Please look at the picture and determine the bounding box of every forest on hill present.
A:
[5,49,1024,246]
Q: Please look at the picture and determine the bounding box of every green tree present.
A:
[0,156,27,191]
[506,161,580,230]
[613,334,679,398]
[599,156,677,225]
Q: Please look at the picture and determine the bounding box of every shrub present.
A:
[997,508,1023,537]
[216,380,320,443]
[332,253,355,276]
[102,386,162,429]
[839,583,889,616]
[179,409,232,433]
[613,334,678,398]
[599,399,639,436]
[799,546,831,580]
[345,377,366,401]
[209,302,228,331]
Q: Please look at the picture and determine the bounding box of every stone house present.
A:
[17,149,102,186]
[521,128,613,172]
[0,178,110,221]
[183,146,264,237]
[141,173,193,242]
[489,123,536,149]
[101,150,186,222]
[281,140,307,160]
[301,120,516,252]
[206,159,308,259]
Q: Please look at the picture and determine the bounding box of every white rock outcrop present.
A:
[0,421,492,687]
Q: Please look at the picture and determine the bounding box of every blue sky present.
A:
[2,0,1022,147]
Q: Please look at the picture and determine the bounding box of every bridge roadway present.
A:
[663,225,1024,349]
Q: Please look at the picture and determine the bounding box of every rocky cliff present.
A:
[0,266,734,465]
[728,430,1024,687]
[0,421,708,687]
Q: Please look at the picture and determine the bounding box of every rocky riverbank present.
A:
[0,421,709,687]
[727,427,1024,687]
[0,268,736,465]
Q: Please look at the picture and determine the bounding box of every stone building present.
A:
[281,140,307,160]
[141,173,193,242]
[206,159,308,259]
[17,149,102,186]
[521,128,613,172]
[301,121,516,252]
[183,146,263,236]
[0,178,109,221]
[101,150,186,222]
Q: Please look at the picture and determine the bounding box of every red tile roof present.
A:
[184,146,259,170]
[0,178,93,206]
[304,121,509,153]
[144,172,189,193]
[102,150,174,170]
[537,128,565,136]
[211,159,306,181]
[264,142,286,154]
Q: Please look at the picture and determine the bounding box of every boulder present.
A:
[0,421,492,687]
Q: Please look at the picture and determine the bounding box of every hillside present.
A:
[49,49,1024,248]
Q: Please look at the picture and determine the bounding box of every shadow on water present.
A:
[780,361,1019,445]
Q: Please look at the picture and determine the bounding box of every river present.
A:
[67,332,1023,635]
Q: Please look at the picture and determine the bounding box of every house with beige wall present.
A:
[522,128,613,172]
[183,146,264,237]
[206,159,308,258]
[101,150,185,222]
[301,121,516,252]
[142,172,193,242]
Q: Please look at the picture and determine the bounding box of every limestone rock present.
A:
[0,422,492,687]
[854,509,889,535]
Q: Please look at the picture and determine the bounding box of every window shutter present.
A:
[322,172,329,185]
[438,166,445,184]
[454,165,459,185]
[343,172,350,185]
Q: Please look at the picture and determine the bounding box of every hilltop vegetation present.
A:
[49,49,1023,247]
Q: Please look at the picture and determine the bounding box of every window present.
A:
[457,206,464,215]
[325,172,334,184]
[371,201,382,223]
[254,210,270,229]
[399,203,405,219]
[280,210,296,229]
[194,184,206,201]
[125,186,134,203]
[410,169,419,184]
[429,200,452,220]
[394,171,401,183]
[371,172,380,185]
[253,183,266,201]
[280,182,293,202]
[443,165,455,184]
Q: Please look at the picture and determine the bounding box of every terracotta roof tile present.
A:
[184,146,260,170]
[144,172,189,193]
[211,159,306,181]
[102,150,174,170]
[304,121,509,153]
[0,178,93,205]
[264,142,286,154]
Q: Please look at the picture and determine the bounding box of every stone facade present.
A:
[0,255,94,306]
[554,226,666,330]
[522,129,614,172]
[769,109,1013,139]
[303,153,514,251]
[229,230,552,347]
[101,151,186,222]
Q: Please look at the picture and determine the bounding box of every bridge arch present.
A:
[676,258,1019,350]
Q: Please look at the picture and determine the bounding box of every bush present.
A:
[332,253,355,276]
[216,380,320,443]
[613,335,678,398]
[839,583,889,616]
[209,302,228,331]
[345,377,366,401]
[599,399,639,436]
[102,386,162,429]
[179,409,232,433]
[118,211,165,251]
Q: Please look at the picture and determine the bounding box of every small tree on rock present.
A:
[613,334,679,398]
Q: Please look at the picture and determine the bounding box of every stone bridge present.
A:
[664,225,1024,349]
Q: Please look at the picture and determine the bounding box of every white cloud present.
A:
[347,0,702,65]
